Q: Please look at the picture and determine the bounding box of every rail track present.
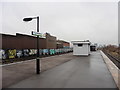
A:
[103,50,120,69]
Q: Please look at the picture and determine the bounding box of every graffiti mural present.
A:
[55,49,59,54]
[1,48,73,60]
[43,49,49,55]
[50,49,55,55]
[29,49,34,55]
[59,49,62,53]
[34,49,37,55]
[23,49,29,56]
[39,49,43,55]
[0,49,7,59]
[16,50,23,58]
[8,49,16,59]
[29,49,37,56]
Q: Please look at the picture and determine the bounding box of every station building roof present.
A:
[71,40,91,44]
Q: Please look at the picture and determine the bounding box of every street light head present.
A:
[23,18,33,22]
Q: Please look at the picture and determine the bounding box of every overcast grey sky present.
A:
[1,1,118,45]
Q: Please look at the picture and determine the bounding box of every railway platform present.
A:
[6,51,118,88]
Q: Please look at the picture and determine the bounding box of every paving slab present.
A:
[8,51,117,88]
[2,53,75,88]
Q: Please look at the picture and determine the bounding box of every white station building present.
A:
[71,40,91,56]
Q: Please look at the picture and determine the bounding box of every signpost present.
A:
[32,31,42,36]
[32,31,46,38]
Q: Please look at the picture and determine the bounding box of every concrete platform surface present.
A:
[100,51,120,89]
[9,51,117,88]
[2,53,75,88]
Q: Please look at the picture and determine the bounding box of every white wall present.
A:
[73,44,90,55]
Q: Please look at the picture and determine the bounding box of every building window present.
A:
[78,44,83,47]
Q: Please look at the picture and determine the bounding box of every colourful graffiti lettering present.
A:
[0,49,7,59]
[16,50,23,58]
[50,49,55,55]
[43,49,49,55]
[23,49,29,56]
[8,49,16,59]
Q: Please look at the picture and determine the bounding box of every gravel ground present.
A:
[2,53,76,88]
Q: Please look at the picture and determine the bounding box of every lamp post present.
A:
[23,16,40,74]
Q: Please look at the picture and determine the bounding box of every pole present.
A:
[36,16,40,74]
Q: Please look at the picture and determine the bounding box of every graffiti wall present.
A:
[43,49,49,55]
[8,49,16,59]
[16,50,23,58]
[50,49,55,55]
[1,48,73,60]
[0,49,7,59]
